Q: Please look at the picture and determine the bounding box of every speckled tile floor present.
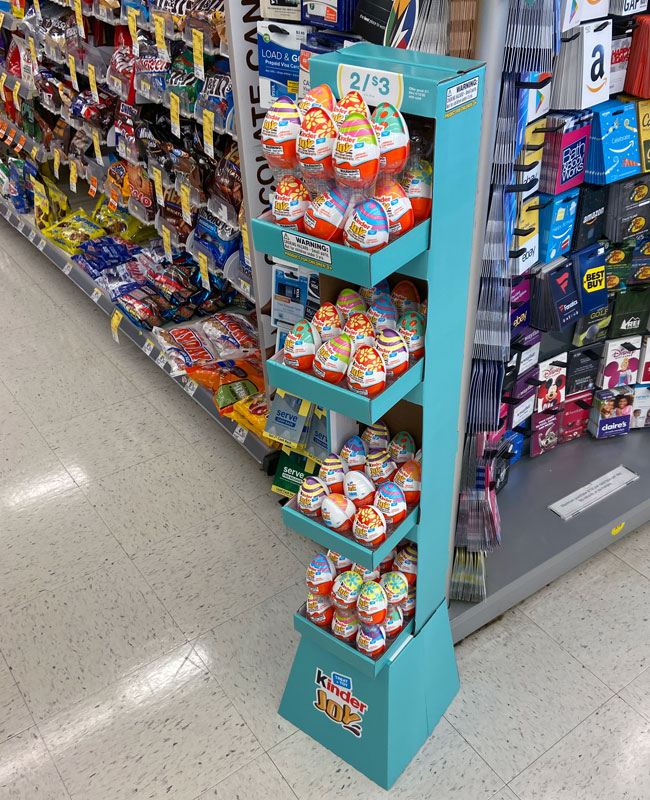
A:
[1,221,650,799]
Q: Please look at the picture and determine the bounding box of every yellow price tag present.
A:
[110,309,123,343]
[30,144,38,160]
[32,0,40,17]
[75,0,84,34]
[180,182,191,224]
[192,28,204,80]
[0,71,6,96]
[154,14,167,56]
[12,80,20,107]
[169,92,180,137]
[0,13,5,28]
[152,166,164,204]
[108,188,118,211]
[28,37,37,67]
[162,225,172,258]
[92,129,102,163]
[88,174,98,198]
[4,128,15,145]
[202,108,214,158]
[88,63,98,102]
[53,148,61,178]
[68,54,79,90]
[198,250,210,289]
[69,160,78,192]
[128,8,138,53]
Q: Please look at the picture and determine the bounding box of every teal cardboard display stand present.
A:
[252,44,485,789]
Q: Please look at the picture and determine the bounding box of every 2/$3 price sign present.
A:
[336,64,404,109]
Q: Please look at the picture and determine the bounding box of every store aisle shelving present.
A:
[1,217,650,799]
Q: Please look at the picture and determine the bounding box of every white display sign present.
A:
[549,464,639,520]
[337,64,403,109]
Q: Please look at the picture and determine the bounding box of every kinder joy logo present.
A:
[583,265,605,292]
[313,669,367,737]
[588,44,608,94]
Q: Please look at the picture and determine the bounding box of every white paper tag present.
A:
[91,287,102,303]
[62,262,73,275]
[183,378,198,396]
[549,465,639,520]
[281,231,332,266]
[142,338,154,356]
[233,424,248,443]
[155,352,168,369]
[37,238,46,251]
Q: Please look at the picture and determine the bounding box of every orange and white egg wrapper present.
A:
[334,112,380,191]
[297,107,337,184]
[272,175,311,231]
[347,345,387,397]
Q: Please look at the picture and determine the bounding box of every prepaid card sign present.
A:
[549,465,639,520]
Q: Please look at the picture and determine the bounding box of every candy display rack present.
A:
[251,44,485,789]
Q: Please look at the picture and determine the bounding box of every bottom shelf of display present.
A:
[449,431,650,643]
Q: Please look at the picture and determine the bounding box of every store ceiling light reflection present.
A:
[1,468,84,510]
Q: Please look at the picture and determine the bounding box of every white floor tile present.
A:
[0,728,69,799]
[197,754,297,799]
[269,719,504,800]
[42,395,186,484]
[510,696,650,800]
[0,486,123,614]
[0,655,32,745]
[608,520,650,579]
[0,559,184,722]
[105,336,175,394]
[134,509,304,639]
[444,607,612,783]
[194,582,304,749]
[144,383,234,446]
[520,550,650,691]
[250,491,321,567]
[490,789,519,800]
[82,447,246,556]
[203,448,274,505]
[40,644,262,800]
[619,666,650,722]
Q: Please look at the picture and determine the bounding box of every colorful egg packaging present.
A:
[304,542,417,658]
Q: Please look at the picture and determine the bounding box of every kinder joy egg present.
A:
[394,459,421,504]
[306,592,334,628]
[356,624,386,659]
[297,83,336,117]
[344,312,375,353]
[375,328,409,379]
[359,279,391,307]
[360,419,390,452]
[343,470,375,508]
[398,312,426,359]
[394,543,418,585]
[261,96,301,171]
[379,548,396,575]
[372,102,410,175]
[374,481,407,524]
[384,604,404,637]
[334,112,380,190]
[311,302,343,342]
[367,296,398,332]
[356,581,388,625]
[297,107,337,182]
[343,199,389,253]
[313,334,352,383]
[331,569,364,610]
[331,608,359,642]
[327,549,353,574]
[380,570,408,605]
[318,453,346,493]
[321,494,356,532]
[272,174,310,231]
[339,435,366,472]
[284,319,321,370]
[401,159,433,223]
[374,176,414,240]
[364,450,397,485]
[388,431,416,464]
[306,553,337,595]
[303,186,349,242]
[336,288,366,320]
[403,585,416,618]
[352,563,381,582]
[391,279,421,316]
[352,504,387,546]
[331,90,369,128]
[347,345,387,398]
[297,476,329,518]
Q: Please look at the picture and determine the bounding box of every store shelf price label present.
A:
[110,309,123,343]
[30,144,38,160]
[154,14,168,57]
[180,183,192,224]
[198,250,210,290]
[192,29,204,80]
[155,351,168,369]
[53,148,60,178]
[91,287,102,303]
[169,93,180,138]
[12,80,20,107]
[68,54,79,90]
[202,109,214,157]
[74,0,84,37]
[128,8,139,55]
[32,0,40,18]
[183,378,198,397]
[28,37,37,68]
[92,129,103,164]
[233,424,248,443]
[162,225,172,259]
[88,174,98,198]
[4,128,15,145]
[62,262,73,275]
[0,13,5,28]
[152,166,164,205]
[14,134,25,152]
[27,228,36,242]
[108,188,119,211]
[142,338,154,356]
[0,121,7,140]
[336,64,403,109]
[69,160,77,193]
[88,63,99,103]
[37,237,46,251]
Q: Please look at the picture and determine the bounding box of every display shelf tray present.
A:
[293,607,415,678]
[267,351,424,425]
[0,200,277,470]
[251,214,430,286]
[449,432,650,643]
[283,498,419,569]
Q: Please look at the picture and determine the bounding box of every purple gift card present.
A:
[511,277,531,305]
[513,366,540,401]
[530,410,561,457]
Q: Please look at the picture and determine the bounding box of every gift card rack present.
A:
[252,44,485,789]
